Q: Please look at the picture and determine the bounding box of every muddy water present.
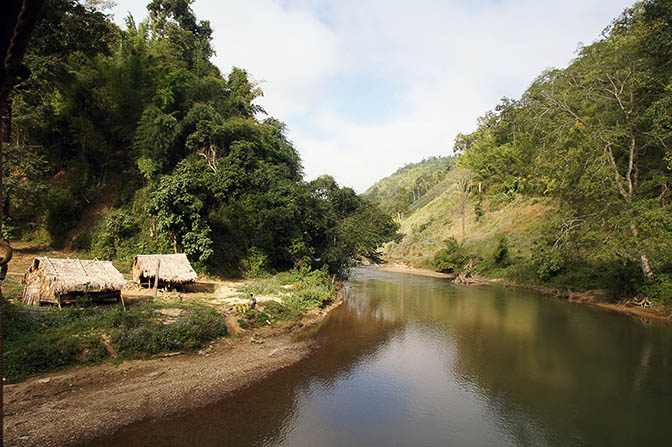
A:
[90,267,672,446]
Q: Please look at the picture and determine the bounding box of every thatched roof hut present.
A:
[132,254,197,288]
[22,257,127,306]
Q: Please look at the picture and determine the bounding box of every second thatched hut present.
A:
[132,254,197,290]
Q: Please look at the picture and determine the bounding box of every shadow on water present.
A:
[87,267,672,447]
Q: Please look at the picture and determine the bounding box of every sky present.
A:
[109,0,635,192]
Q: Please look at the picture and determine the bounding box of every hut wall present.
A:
[22,265,57,305]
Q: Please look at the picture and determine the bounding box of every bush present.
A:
[639,275,672,307]
[532,233,568,281]
[241,247,272,278]
[3,333,107,383]
[71,231,92,251]
[433,237,467,273]
[111,307,227,358]
[492,235,510,266]
[474,197,484,221]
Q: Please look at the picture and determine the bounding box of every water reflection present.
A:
[90,267,672,447]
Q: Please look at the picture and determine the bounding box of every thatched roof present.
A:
[132,254,197,284]
[26,257,127,295]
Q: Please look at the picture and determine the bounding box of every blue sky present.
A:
[110,0,635,192]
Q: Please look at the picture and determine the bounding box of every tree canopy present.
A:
[454,0,672,300]
[4,0,399,276]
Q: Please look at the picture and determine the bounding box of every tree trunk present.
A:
[639,254,653,279]
[630,224,653,279]
[1,4,47,443]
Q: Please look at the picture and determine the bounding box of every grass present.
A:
[2,297,228,383]
[237,267,336,308]
[236,267,338,328]
[1,266,339,384]
[238,269,337,329]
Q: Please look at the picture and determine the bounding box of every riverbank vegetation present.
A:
[372,0,672,307]
[2,265,339,383]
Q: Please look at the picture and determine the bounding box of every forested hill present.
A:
[4,0,399,276]
[363,156,454,217]
[383,0,672,305]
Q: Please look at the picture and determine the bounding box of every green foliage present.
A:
[241,247,271,278]
[111,307,227,358]
[45,191,81,248]
[364,156,454,215]
[238,267,337,311]
[492,235,510,266]
[3,332,108,384]
[2,144,49,228]
[532,233,568,281]
[7,0,406,279]
[433,237,467,273]
[71,231,92,251]
[474,197,484,221]
[421,1,672,301]
[640,276,672,307]
[2,299,228,383]
[148,161,213,261]
[133,106,182,179]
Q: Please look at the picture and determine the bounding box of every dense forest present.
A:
[378,0,672,305]
[2,0,399,276]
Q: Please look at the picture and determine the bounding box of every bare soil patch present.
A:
[376,263,456,279]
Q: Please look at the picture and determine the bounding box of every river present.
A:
[90,267,672,446]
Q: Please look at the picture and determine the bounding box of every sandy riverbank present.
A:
[375,263,456,279]
[3,296,343,447]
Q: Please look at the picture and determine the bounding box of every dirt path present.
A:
[3,298,342,447]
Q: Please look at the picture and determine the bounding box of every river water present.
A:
[91,267,672,446]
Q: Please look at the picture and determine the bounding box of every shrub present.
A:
[71,231,92,251]
[474,197,484,221]
[2,300,228,382]
[3,333,107,383]
[433,237,467,273]
[492,235,510,266]
[532,233,568,281]
[111,307,227,358]
[241,247,272,278]
[639,275,672,307]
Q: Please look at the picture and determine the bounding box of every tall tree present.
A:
[453,169,476,241]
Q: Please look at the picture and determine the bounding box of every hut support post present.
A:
[153,259,161,298]
[120,292,126,312]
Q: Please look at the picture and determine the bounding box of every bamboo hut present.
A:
[132,254,197,290]
[22,257,127,307]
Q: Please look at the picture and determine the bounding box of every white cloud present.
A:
[110,0,635,192]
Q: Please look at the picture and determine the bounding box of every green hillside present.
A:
[382,1,672,306]
[363,156,454,216]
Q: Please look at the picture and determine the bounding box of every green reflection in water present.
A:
[88,267,672,447]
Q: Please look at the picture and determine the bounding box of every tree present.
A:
[453,168,476,241]
[1,1,46,442]
[304,176,400,275]
[530,4,672,280]
[394,187,412,221]
[148,161,213,261]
